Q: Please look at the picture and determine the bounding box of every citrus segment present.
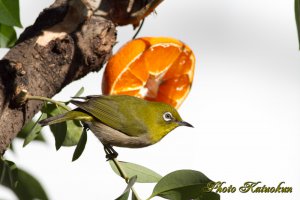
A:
[102,39,148,94]
[163,50,194,81]
[158,75,190,107]
[127,55,149,82]
[143,45,181,75]
[102,37,195,108]
[113,70,143,92]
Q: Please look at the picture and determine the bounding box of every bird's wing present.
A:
[71,95,148,137]
[71,96,122,130]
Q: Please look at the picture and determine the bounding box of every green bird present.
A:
[39,95,193,158]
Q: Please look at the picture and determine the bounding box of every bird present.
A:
[39,95,193,158]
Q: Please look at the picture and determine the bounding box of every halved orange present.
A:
[102,37,195,109]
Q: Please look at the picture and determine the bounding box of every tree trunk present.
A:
[0,0,163,154]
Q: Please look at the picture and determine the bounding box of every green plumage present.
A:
[40,95,192,148]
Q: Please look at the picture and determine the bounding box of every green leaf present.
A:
[132,192,138,200]
[46,103,67,150]
[0,159,48,200]
[64,120,83,146]
[0,0,22,27]
[72,128,87,161]
[109,161,162,183]
[0,23,16,48]
[295,0,300,49]
[50,122,67,150]
[74,87,84,98]
[149,170,218,200]
[23,113,47,147]
[41,102,69,116]
[116,176,137,200]
[18,120,45,143]
[6,160,18,188]
[13,169,48,200]
[0,158,18,188]
[0,159,6,183]
[42,103,83,148]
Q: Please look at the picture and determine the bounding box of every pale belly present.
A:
[85,121,152,148]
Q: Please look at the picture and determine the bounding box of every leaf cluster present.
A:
[0,157,48,200]
[0,0,21,48]
[1,88,86,199]
[110,161,220,200]
[20,87,86,161]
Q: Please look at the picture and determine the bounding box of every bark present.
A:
[0,0,163,154]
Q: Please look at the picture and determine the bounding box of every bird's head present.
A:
[147,102,193,144]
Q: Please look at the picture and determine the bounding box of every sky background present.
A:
[1,0,300,199]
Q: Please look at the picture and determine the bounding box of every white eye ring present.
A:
[163,112,173,122]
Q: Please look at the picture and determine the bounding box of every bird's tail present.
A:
[39,110,93,126]
[39,113,70,126]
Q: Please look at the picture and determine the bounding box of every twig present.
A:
[111,158,141,200]
[26,95,71,111]
[131,0,164,22]
[132,18,145,39]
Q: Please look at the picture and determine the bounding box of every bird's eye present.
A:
[163,112,173,122]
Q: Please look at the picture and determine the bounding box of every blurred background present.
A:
[0,0,300,199]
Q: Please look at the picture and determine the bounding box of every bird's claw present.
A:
[104,145,118,160]
[105,152,118,161]
[83,124,90,131]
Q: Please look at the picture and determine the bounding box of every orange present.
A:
[102,37,195,109]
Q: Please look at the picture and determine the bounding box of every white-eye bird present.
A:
[39,95,193,158]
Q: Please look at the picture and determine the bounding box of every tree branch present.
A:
[0,0,164,154]
[0,0,116,154]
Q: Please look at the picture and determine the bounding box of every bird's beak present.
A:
[177,121,194,128]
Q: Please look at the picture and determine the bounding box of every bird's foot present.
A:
[105,153,118,160]
[104,145,118,160]
[83,124,90,131]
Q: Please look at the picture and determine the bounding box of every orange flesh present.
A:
[102,37,195,108]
